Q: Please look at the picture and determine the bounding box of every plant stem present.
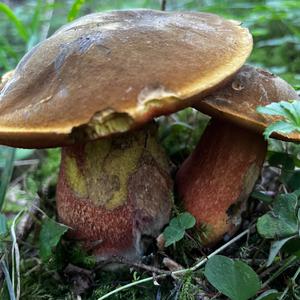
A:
[0,258,16,300]
[98,227,252,300]
[262,255,298,288]
[278,264,300,300]
[11,210,24,300]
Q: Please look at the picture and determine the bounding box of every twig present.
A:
[104,256,172,275]
[262,255,298,288]
[30,202,48,218]
[12,159,39,167]
[189,227,253,272]
[278,267,300,300]
[258,263,279,278]
[279,265,300,300]
[98,227,252,300]
[23,258,41,277]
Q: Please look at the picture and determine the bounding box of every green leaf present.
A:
[278,101,300,124]
[257,100,300,139]
[287,170,300,191]
[0,3,29,42]
[68,0,86,22]
[163,225,185,247]
[176,212,196,229]
[204,255,261,300]
[282,238,300,257]
[255,290,281,300]
[68,244,96,268]
[268,152,295,171]
[0,213,7,238]
[257,101,300,120]
[163,212,196,247]
[266,236,297,266]
[263,121,298,139]
[0,149,34,168]
[257,192,299,239]
[39,218,68,262]
[25,176,38,196]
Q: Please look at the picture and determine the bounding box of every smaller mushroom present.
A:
[176,65,300,245]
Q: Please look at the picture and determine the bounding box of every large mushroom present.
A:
[176,65,300,245]
[0,70,14,89]
[0,10,252,260]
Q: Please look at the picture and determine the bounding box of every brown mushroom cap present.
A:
[0,70,14,90]
[0,9,252,148]
[195,65,300,141]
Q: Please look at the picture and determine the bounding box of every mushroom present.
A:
[176,65,300,245]
[0,70,14,90]
[0,10,252,260]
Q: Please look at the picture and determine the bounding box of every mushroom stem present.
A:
[56,123,172,260]
[176,119,267,245]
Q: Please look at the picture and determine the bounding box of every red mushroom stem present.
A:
[176,119,267,244]
[56,123,172,260]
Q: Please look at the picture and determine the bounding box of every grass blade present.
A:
[0,259,16,300]
[0,3,29,42]
[11,210,24,300]
[68,0,86,22]
[27,0,55,50]
[0,147,16,211]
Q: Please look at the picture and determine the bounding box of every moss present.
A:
[84,133,143,209]
[146,131,170,172]
[178,271,203,300]
[64,123,170,210]
[65,155,88,198]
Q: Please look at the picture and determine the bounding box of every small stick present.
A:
[98,227,252,300]
[262,255,298,288]
[279,265,300,300]
[102,256,171,275]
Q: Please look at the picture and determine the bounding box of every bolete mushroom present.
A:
[0,10,252,260]
[0,70,14,90]
[176,65,300,245]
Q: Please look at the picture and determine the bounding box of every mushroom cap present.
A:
[0,70,14,90]
[195,65,300,142]
[0,9,252,148]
